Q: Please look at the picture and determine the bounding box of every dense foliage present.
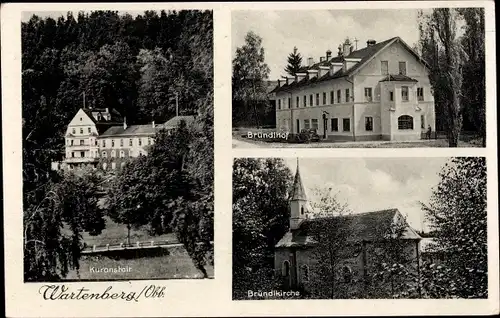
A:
[22,10,213,280]
[421,157,487,298]
[232,31,273,127]
[232,158,293,299]
[417,8,485,146]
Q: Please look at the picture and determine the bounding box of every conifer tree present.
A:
[284,46,302,76]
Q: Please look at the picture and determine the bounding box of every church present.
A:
[274,160,422,298]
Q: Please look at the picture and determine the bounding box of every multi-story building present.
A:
[62,107,195,170]
[270,37,436,141]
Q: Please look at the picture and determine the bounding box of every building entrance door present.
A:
[296,119,300,134]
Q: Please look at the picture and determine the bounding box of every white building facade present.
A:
[271,37,435,141]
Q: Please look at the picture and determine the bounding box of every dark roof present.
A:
[162,115,196,130]
[270,37,427,94]
[380,74,418,82]
[290,162,307,201]
[275,208,421,248]
[100,124,158,137]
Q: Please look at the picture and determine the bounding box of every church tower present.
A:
[290,158,307,231]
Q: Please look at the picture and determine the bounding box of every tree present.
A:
[457,8,485,146]
[232,31,271,127]
[418,9,466,147]
[24,168,105,281]
[306,187,353,299]
[284,46,303,76]
[232,158,293,299]
[421,157,487,298]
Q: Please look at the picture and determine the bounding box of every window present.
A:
[278,99,281,110]
[80,128,83,134]
[102,151,107,158]
[148,138,152,145]
[70,140,74,146]
[296,96,299,108]
[95,140,98,146]
[301,206,304,215]
[80,151,85,157]
[72,128,76,134]
[304,119,310,129]
[303,95,307,107]
[129,139,133,146]
[421,115,425,129]
[389,91,394,101]
[80,117,82,121]
[398,115,414,130]
[365,117,373,131]
[417,87,424,101]
[112,140,115,147]
[102,162,107,170]
[330,91,334,104]
[316,93,320,106]
[120,139,124,147]
[288,98,291,109]
[309,94,313,106]
[399,61,407,75]
[138,138,142,146]
[364,87,373,102]
[331,118,338,131]
[88,127,91,133]
[337,90,341,103]
[301,265,310,282]
[71,152,75,158]
[322,92,327,105]
[381,61,389,75]
[311,119,318,129]
[345,89,350,102]
[79,140,84,146]
[111,162,116,170]
[129,150,133,157]
[343,118,350,132]
[120,150,125,158]
[401,86,409,101]
[341,266,353,283]
[282,261,290,277]
[111,150,116,158]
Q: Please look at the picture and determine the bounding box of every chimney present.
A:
[343,38,352,57]
[367,39,376,47]
[307,57,314,66]
[123,117,127,130]
[320,56,325,62]
[326,50,332,61]
[350,46,354,54]
[338,45,343,57]
[278,79,282,87]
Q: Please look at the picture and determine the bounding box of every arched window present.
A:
[301,264,310,282]
[340,266,353,283]
[111,150,116,158]
[102,151,107,158]
[102,162,107,170]
[398,115,414,130]
[282,261,290,277]
[120,150,125,158]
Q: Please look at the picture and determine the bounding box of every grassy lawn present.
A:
[65,246,214,280]
[63,216,178,247]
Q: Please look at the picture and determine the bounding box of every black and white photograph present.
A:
[232,157,487,299]
[231,8,486,148]
[21,9,214,282]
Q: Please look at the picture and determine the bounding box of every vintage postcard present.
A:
[2,1,498,317]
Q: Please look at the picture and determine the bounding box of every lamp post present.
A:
[322,111,330,139]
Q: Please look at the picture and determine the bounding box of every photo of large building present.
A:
[270,37,435,141]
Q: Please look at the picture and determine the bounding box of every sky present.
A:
[232,9,424,80]
[282,157,449,232]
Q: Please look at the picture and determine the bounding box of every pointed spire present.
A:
[290,158,307,201]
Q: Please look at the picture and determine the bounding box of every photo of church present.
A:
[232,157,487,299]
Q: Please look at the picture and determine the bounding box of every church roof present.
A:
[290,160,307,201]
[275,208,421,248]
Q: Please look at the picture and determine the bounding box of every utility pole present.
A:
[175,92,179,117]
[83,92,86,109]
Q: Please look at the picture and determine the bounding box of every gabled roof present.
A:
[100,124,158,137]
[270,37,428,94]
[275,208,421,248]
[380,74,418,82]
